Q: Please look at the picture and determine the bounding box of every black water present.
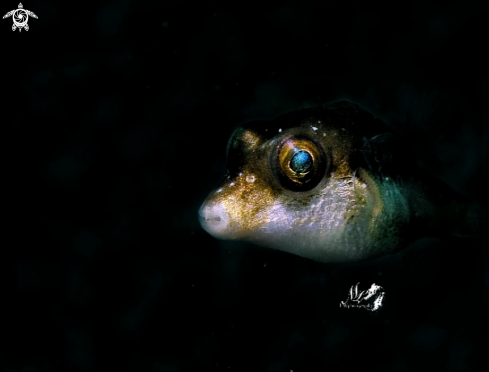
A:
[3,0,489,371]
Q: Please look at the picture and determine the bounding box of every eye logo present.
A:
[3,3,38,32]
[340,282,385,311]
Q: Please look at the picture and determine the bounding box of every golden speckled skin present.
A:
[199,100,470,262]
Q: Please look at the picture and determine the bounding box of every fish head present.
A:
[198,100,468,262]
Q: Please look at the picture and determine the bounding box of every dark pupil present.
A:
[290,150,312,173]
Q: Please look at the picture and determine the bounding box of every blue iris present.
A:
[290,150,312,173]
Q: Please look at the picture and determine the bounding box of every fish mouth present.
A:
[198,202,231,238]
[198,211,221,222]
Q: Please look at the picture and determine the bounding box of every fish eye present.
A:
[274,136,327,191]
[290,150,313,174]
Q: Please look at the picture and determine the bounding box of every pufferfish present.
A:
[198,100,475,263]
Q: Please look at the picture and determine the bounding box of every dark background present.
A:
[2,0,489,371]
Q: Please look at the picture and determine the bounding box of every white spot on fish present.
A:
[323,133,326,137]
[246,174,255,183]
[311,126,318,131]
[278,128,282,132]
[217,188,222,193]
[317,121,321,124]
[230,182,235,186]
[238,172,243,177]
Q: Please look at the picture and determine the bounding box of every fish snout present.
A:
[198,201,231,239]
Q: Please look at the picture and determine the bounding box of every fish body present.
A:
[198,100,472,263]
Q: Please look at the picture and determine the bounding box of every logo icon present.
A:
[3,3,37,32]
[340,282,385,311]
